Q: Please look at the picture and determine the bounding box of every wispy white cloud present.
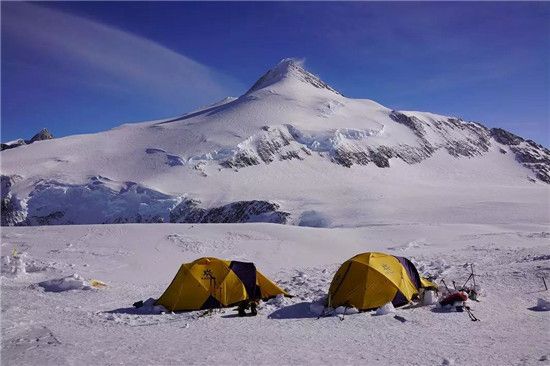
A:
[2,3,242,110]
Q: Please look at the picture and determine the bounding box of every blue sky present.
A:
[2,2,549,145]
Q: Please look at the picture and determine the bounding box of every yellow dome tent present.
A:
[156,257,289,311]
[328,252,436,310]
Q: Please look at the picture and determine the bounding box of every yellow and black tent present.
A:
[156,257,289,311]
[328,252,436,310]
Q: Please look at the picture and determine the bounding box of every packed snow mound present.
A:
[375,302,396,315]
[334,306,359,315]
[132,298,168,315]
[1,251,51,276]
[421,290,439,306]
[1,254,27,275]
[38,274,91,292]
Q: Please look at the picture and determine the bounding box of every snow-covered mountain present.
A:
[1,128,54,151]
[1,58,548,226]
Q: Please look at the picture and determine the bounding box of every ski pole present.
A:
[461,273,473,290]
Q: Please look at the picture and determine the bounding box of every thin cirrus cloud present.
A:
[2,3,243,114]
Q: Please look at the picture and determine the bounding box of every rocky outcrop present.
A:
[213,112,499,171]
[221,126,301,169]
[389,111,427,139]
[490,128,550,183]
[1,129,54,151]
[389,112,491,159]
[189,112,549,184]
[0,176,289,226]
[1,175,26,226]
[490,128,523,146]
[29,128,54,143]
[0,139,26,151]
[170,200,289,224]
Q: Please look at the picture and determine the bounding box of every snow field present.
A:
[1,222,549,365]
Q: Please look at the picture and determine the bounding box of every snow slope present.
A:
[2,58,549,365]
[1,59,549,226]
[2,222,549,365]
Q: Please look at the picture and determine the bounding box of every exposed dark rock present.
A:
[393,145,433,164]
[389,111,426,138]
[331,148,370,168]
[388,112,437,161]
[213,113,548,183]
[221,152,260,169]
[280,151,302,161]
[331,146,395,168]
[1,175,25,226]
[200,201,289,224]
[221,126,304,168]
[535,170,550,184]
[301,147,312,156]
[28,128,54,143]
[2,175,290,226]
[511,146,550,184]
[442,120,490,158]
[390,112,492,159]
[490,127,550,183]
[446,141,478,158]
[256,136,286,163]
[1,139,26,151]
[1,129,54,151]
[490,128,523,146]
[169,199,205,223]
[170,199,289,224]
[369,146,393,168]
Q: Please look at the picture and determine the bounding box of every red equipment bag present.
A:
[439,291,468,306]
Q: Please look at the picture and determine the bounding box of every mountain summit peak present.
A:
[245,58,342,96]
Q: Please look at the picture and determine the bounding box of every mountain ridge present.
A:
[1,128,54,151]
[1,59,548,227]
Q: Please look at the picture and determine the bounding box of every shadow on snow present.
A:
[267,302,318,319]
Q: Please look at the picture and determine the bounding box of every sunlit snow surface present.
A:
[1,59,548,226]
[1,223,549,365]
[1,59,549,364]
